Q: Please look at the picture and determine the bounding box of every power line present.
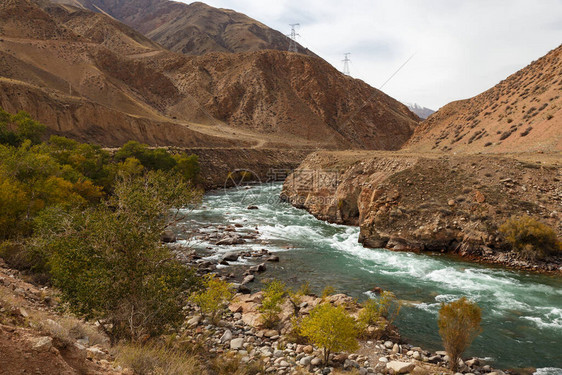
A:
[342,52,351,75]
[287,23,300,53]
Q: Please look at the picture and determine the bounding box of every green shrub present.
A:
[438,297,482,371]
[499,215,560,260]
[357,291,401,338]
[258,280,286,328]
[190,275,234,324]
[321,285,335,299]
[299,303,359,365]
[33,171,201,343]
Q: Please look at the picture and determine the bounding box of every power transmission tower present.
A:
[287,23,300,53]
[342,53,351,75]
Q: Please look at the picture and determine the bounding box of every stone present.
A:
[249,263,267,273]
[266,255,280,262]
[247,205,259,210]
[161,230,176,243]
[384,341,394,349]
[274,350,284,358]
[392,343,400,353]
[86,346,106,360]
[300,356,314,366]
[378,357,388,363]
[222,252,240,262]
[32,336,53,352]
[344,359,359,369]
[311,357,322,366]
[279,360,289,367]
[428,355,441,364]
[242,275,255,284]
[263,329,279,338]
[413,351,421,360]
[303,345,314,354]
[217,237,245,246]
[386,361,415,374]
[220,330,232,343]
[230,338,244,350]
[465,358,480,367]
[187,315,202,327]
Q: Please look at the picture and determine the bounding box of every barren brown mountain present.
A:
[50,0,315,56]
[0,0,419,149]
[406,45,562,153]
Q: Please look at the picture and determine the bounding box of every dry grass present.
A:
[116,343,205,375]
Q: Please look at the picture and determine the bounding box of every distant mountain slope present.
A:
[406,103,435,120]
[0,0,419,150]
[406,45,562,153]
[51,0,314,56]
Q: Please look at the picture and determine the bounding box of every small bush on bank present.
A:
[299,303,359,365]
[259,279,287,328]
[438,297,482,371]
[358,291,401,338]
[499,215,560,260]
[190,275,234,324]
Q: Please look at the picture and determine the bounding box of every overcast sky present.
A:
[183,0,562,110]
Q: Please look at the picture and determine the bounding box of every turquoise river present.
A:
[181,183,562,374]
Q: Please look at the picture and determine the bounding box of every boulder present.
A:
[221,252,239,262]
[220,330,232,343]
[32,336,53,352]
[386,361,415,374]
[266,255,280,262]
[230,338,244,350]
[161,230,176,243]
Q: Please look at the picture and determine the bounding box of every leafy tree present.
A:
[499,215,560,260]
[173,153,200,182]
[115,141,176,171]
[190,274,234,324]
[0,173,28,238]
[259,279,287,328]
[33,171,201,343]
[438,297,482,371]
[300,303,359,365]
[11,111,46,145]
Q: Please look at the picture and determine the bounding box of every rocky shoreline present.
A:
[181,289,510,375]
[280,151,562,275]
[162,219,522,375]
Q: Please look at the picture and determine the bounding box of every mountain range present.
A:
[0,0,419,149]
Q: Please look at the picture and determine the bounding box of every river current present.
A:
[180,183,562,372]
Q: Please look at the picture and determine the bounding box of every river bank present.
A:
[280,151,562,275]
[176,182,562,372]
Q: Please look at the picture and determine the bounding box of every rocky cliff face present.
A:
[406,45,562,153]
[282,151,562,271]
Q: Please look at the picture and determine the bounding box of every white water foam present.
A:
[534,368,562,375]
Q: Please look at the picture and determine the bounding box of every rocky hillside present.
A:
[51,0,314,56]
[282,151,562,272]
[406,45,562,153]
[0,0,418,150]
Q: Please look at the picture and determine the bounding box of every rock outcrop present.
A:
[282,151,562,272]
